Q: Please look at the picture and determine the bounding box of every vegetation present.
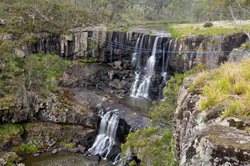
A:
[121,126,177,166]
[193,59,250,118]
[169,20,250,37]
[12,144,38,152]
[0,124,24,142]
[121,64,207,166]
[0,47,69,107]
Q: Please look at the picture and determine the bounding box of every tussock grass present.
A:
[193,59,250,118]
[169,20,250,37]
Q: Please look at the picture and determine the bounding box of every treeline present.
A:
[1,0,250,34]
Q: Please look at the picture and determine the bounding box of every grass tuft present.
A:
[193,58,250,118]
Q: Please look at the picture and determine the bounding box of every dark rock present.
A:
[204,104,225,123]
[106,145,121,161]
[227,118,245,129]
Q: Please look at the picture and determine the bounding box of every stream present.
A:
[23,151,112,166]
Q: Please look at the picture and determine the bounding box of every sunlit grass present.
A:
[193,58,250,118]
[169,20,250,37]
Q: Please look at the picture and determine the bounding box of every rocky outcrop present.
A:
[228,49,250,63]
[0,88,98,128]
[61,62,135,98]
[174,77,250,166]
[169,33,248,72]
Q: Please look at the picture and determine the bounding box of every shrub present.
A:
[203,22,213,28]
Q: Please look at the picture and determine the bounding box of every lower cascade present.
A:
[88,109,120,160]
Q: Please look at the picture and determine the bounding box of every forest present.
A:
[1,0,250,34]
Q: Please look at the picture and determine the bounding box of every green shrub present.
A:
[0,124,24,142]
[240,43,250,50]
[203,22,213,28]
[13,144,37,152]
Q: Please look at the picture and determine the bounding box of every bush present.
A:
[203,22,213,28]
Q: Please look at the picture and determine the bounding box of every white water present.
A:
[88,109,120,159]
[113,148,132,166]
[131,34,141,65]
[130,37,159,100]
[161,38,173,82]
[130,71,140,97]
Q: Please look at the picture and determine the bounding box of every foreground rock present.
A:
[174,77,250,166]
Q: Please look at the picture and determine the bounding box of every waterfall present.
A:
[161,39,173,82]
[88,109,120,159]
[130,37,159,100]
[130,71,140,97]
[131,34,141,65]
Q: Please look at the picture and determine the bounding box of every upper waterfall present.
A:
[130,36,160,100]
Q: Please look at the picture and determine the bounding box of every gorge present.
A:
[1,25,250,166]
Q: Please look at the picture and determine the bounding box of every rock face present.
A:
[228,49,250,63]
[174,77,250,166]
[61,62,135,98]
[2,29,248,73]
[169,33,248,72]
[0,88,98,128]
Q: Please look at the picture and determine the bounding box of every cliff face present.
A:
[174,77,250,166]
[22,31,248,74]
[169,33,248,72]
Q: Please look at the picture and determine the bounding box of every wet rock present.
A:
[52,149,58,154]
[17,164,25,166]
[86,154,100,163]
[106,145,121,161]
[33,152,40,157]
[68,147,79,153]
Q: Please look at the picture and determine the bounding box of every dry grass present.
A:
[169,20,250,37]
[193,58,250,118]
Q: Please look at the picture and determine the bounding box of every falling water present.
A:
[88,109,120,159]
[130,71,140,97]
[161,39,173,82]
[130,37,159,100]
[131,34,141,65]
